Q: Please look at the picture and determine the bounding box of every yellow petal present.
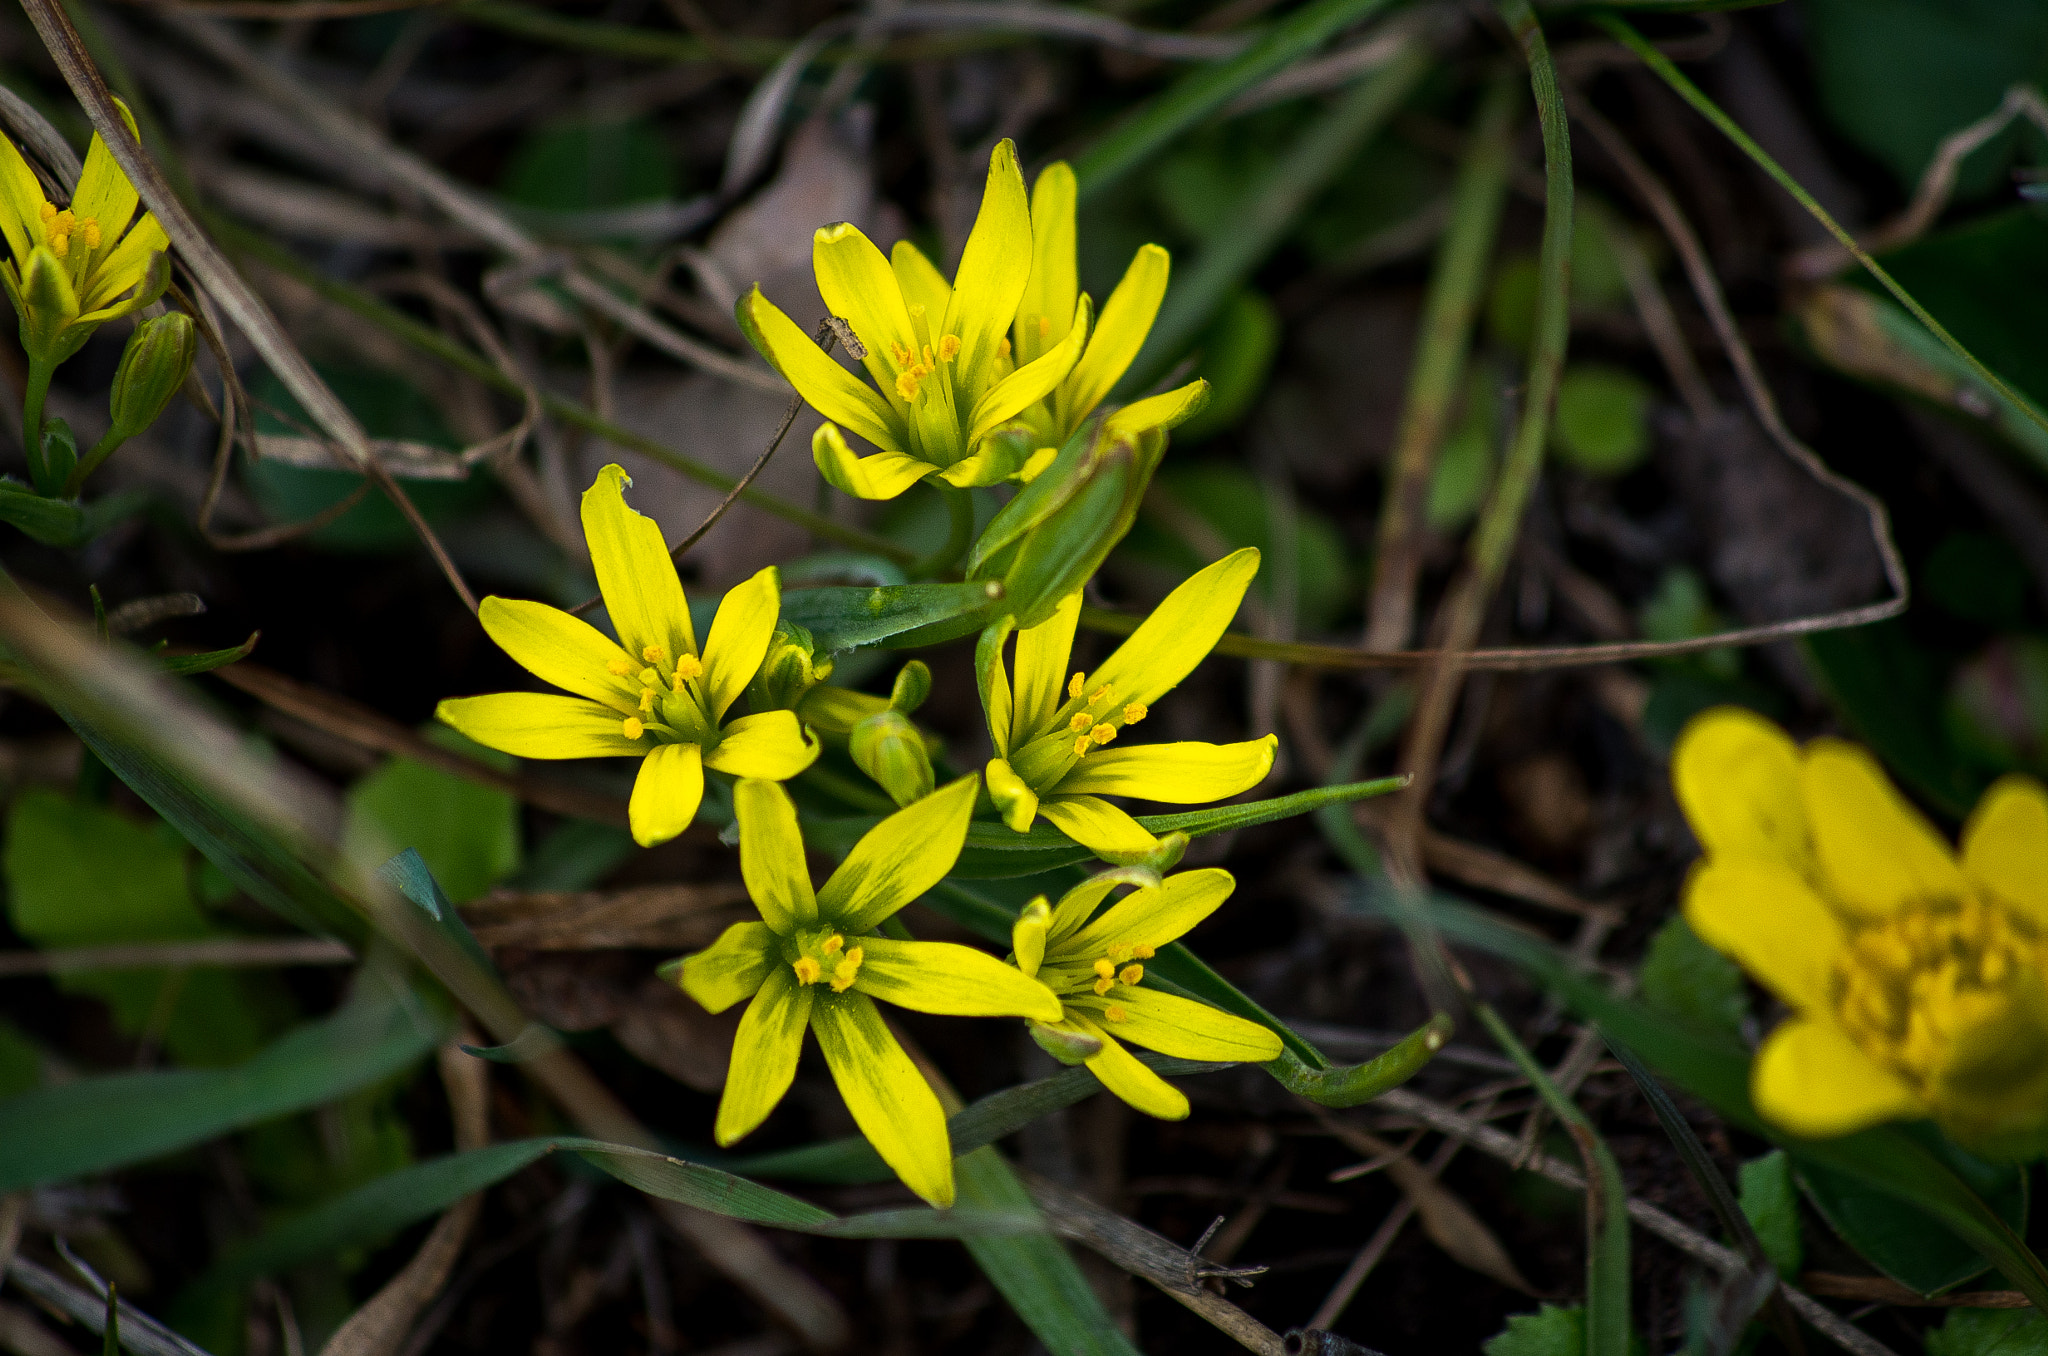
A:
[1056,244,1167,434]
[1802,739,1967,919]
[78,213,167,313]
[737,286,905,454]
[704,711,820,781]
[819,774,979,932]
[435,692,643,759]
[853,938,1063,1021]
[1752,1016,1923,1139]
[976,617,1015,757]
[1045,867,1160,947]
[813,221,922,408]
[733,778,818,932]
[1036,795,1161,862]
[1100,379,1211,442]
[1683,858,1844,1013]
[1961,774,2048,929]
[1012,898,1050,978]
[702,566,780,719]
[1072,1013,1188,1119]
[813,423,932,500]
[1072,986,1280,1062]
[1083,548,1258,709]
[581,464,696,667]
[812,992,955,1207]
[968,295,1090,447]
[1011,590,1080,748]
[714,966,813,1145]
[479,595,637,713]
[1014,161,1078,368]
[629,741,704,847]
[1067,867,1233,955]
[941,139,1032,399]
[933,436,1031,488]
[1055,736,1276,803]
[984,756,1039,832]
[890,239,952,321]
[0,134,43,269]
[71,127,141,281]
[677,920,779,1013]
[1672,707,1812,872]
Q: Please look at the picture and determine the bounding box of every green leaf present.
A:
[1926,1307,2048,1356]
[1170,291,1279,445]
[0,977,446,1193]
[779,580,1005,652]
[159,633,259,677]
[1551,364,1653,476]
[1484,1304,1587,1356]
[1805,620,1986,818]
[1637,914,1748,1039]
[956,1146,1140,1356]
[1737,1151,1802,1279]
[376,848,501,984]
[344,739,521,904]
[1796,1135,2027,1295]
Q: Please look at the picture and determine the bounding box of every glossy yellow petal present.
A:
[436,692,644,759]
[0,134,44,268]
[814,221,922,407]
[1012,590,1080,747]
[1672,707,1811,872]
[704,711,820,781]
[1683,858,1844,1013]
[1752,1016,1923,1139]
[813,423,932,499]
[1100,379,1211,442]
[1961,775,2048,929]
[581,464,696,666]
[1067,867,1233,955]
[1056,244,1167,433]
[1072,986,1280,1062]
[71,127,141,281]
[1072,1012,1187,1119]
[976,618,1015,756]
[629,741,704,847]
[941,139,1032,399]
[1014,161,1077,368]
[78,213,167,313]
[1083,548,1259,709]
[733,778,818,932]
[854,938,1062,1020]
[737,286,905,454]
[714,967,813,1145]
[1055,736,1276,803]
[968,295,1090,447]
[1045,867,1160,947]
[819,774,979,932]
[1036,795,1160,862]
[1802,738,1967,919]
[812,992,955,1206]
[479,596,637,713]
[677,920,779,1013]
[985,757,1039,832]
[890,239,952,321]
[701,566,780,719]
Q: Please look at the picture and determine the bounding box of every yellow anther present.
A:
[829,946,864,993]
[892,343,914,367]
[1133,944,1156,960]
[922,344,936,368]
[1069,713,1094,733]
[1104,1004,1128,1023]
[1093,975,1115,996]
[607,657,634,677]
[622,716,645,740]
[1068,674,1085,699]
[1037,315,1051,339]
[38,203,53,221]
[1123,703,1148,725]
[673,653,703,682]
[642,645,667,665]
[1119,965,1144,986]
[1089,684,1113,703]
[80,221,100,250]
[938,334,961,361]
[1091,724,1118,746]
[1074,735,1093,757]
[639,688,656,713]
[822,935,845,955]
[896,370,922,400]
[1093,958,1115,980]
[793,956,822,985]
[48,232,66,258]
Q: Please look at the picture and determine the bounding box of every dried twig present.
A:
[0,937,353,975]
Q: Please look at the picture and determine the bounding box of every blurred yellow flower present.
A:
[437,465,817,848]
[1010,866,1281,1118]
[1674,707,2048,1155]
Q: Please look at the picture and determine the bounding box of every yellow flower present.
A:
[737,140,1092,500]
[1009,867,1282,1118]
[436,465,818,848]
[977,548,1277,863]
[674,777,1062,1207]
[1008,161,1208,454]
[1674,707,2048,1155]
[0,101,169,370]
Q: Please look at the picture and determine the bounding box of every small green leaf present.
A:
[1737,1151,1803,1279]
[1638,914,1748,1039]
[780,580,1004,651]
[1484,1304,1587,1356]
[159,633,259,677]
[1551,364,1654,476]
[1796,1137,2028,1296]
[344,737,520,904]
[1926,1307,2048,1356]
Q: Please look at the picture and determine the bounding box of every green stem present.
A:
[1601,12,2048,443]
[21,358,54,495]
[913,484,975,580]
[65,430,123,499]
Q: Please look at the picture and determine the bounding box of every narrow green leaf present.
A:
[377,848,499,980]
[158,634,259,677]
[0,977,446,1193]
[1263,1014,1450,1106]
[957,1146,1141,1356]
[779,580,1005,651]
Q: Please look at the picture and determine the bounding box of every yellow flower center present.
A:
[602,642,715,747]
[39,203,100,259]
[1087,948,1150,996]
[790,928,864,993]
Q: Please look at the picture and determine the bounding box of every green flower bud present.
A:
[108,312,197,442]
[850,708,934,808]
[966,417,1169,629]
[747,619,834,711]
[1028,1020,1102,1065]
[889,659,931,714]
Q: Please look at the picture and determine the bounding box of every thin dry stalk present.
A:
[0,937,353,975]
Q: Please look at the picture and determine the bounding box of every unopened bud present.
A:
[1012,897,1050,979]
[747,619,833,712]
[850,709,934,807]
[889,659,931,714]
[108,312,197,442]
[1028,1019,1101,1065]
